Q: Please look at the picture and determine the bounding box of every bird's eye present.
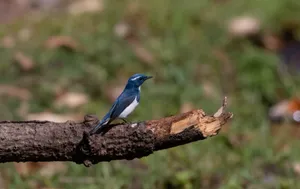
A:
[139,77,143,80]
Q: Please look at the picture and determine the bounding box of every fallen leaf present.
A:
[26,112,83,122]
[114,21,131,38]
[45,36,79,51]
[293,162,300,176]
[14,51,35,71]
[14,162,45,177]
[228,16,261,37]
[68,0,103,15]
[0,84,31,100]
[262,33,283,51]
[114,10,155,65]
[55,92,89,108]
[202,81,219,99]
[18,28,32,42]
[38,162,67,177]
[269,100,290,119]
[268,98,300,122]
[128,38,155,66]
[14,162,67,178]
[287,98,300,113]
[1,35,15,48]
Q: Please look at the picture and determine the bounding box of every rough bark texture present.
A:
[0,97,233,167]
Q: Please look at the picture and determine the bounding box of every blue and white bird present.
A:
[89,73,153,135]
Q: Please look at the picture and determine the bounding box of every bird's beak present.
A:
[146,76,153,80]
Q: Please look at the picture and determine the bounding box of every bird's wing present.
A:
[109,92,137,119]
[88,99,120,135]
[89,91,136,135]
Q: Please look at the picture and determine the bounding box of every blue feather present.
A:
[89,73,152,135]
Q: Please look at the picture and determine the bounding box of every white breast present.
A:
[119,97,139,118]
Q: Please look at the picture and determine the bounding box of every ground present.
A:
[0,0,300,188]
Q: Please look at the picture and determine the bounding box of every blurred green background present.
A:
[1,0,300,188]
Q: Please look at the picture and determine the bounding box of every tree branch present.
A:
[0,97,233,167]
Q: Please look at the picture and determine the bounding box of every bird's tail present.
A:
[88,119,109,135]
[88,122,102,135]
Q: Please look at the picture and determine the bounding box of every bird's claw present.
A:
[121,118,129,124]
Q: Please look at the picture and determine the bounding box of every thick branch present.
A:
[0,97,233,166]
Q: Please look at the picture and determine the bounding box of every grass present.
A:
[0,0,300,188]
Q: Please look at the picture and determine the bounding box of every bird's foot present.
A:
[121,118,129,124]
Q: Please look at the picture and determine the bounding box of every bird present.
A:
[89,73,153,135]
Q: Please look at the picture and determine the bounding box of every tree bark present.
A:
[0,97,233,167]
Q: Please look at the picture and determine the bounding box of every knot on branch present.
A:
[77,116,157,167]
[74,131,94,167]
[83,114,99,128]
[72,114,100,167]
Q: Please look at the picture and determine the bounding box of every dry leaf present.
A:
[268,98,300,122]
[45,36,79,51]
[202,81,218,99]
[38,162,67,177]
[14,162,67,178]
[54,92,89,108]
[114,22,131,38]
[262,33,283,51]
[18,28,32,42]
[228,16,260,37]
[293,162,300,175]
[287,98,300,113]
[14,51,35,71]
[68,0,103,15]
[0,84,31,100]
[269,100,290,119]
[14,162,45,177]
[26,112,83,122]
[114,13,153,66]
[128,38,155,66]
[1,36,15,48]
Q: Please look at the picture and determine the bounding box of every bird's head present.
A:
[126,73,153,88]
